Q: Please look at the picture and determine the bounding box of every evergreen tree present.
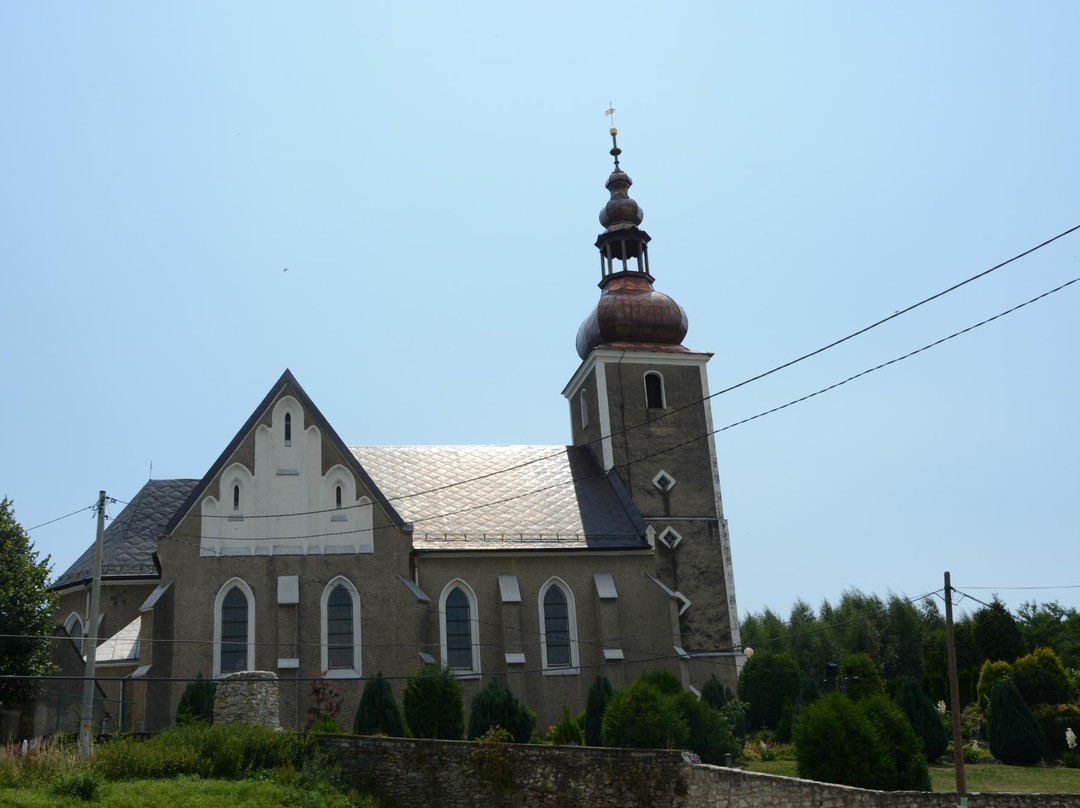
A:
[601,679,688,751]
[584,674,614,746]
[795,692,892,790]
[354,672,405,736]
[838,652,884,701]
[0,499,57,706]
[976,659,1012,710]
[738,652,801,729]
[895,677,947,762]
[467,678,535,743]
[987,679,1045,765]
[699,674,727,711]
[176,673,217,725]
[402,663,464,740]
[859,694,931,791]
[1012,647,1071,707]
[973,598,1023,665]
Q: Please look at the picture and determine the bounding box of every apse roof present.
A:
[351,444,647,550]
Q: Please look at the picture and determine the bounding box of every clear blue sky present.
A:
[3,2,1077,624]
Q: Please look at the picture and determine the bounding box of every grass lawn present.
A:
[0,776,379,807]
[746,759,1080,794]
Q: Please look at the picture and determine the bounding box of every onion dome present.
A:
[575,128,689,360]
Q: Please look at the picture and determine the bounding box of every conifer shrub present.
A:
[700,674,727,711]
[670,690,740,765]
[542,705,585,745]
[467,678,535,743]
[353,672,405,737]
[402,663,465,740]
[1013,647,1072,707]
[639,669,683,695]
[794,692,892,790]
[859,694,931,791]
[175,673,216,725]
[896,676,948,762]
[601,679,689,751]
[839,653,884,701]
[987,679,1045,765]
[738,652,801,730]
[584,674,614,746]
[977,659,1012,710]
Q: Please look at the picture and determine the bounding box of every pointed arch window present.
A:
[321,577,361,677]
[644,371,666,410]
[214,578,255,677]
[580,389,590,429]
[284,412,292,446]
[64,613,84,653]
[539,578,579,674]
[232,484,240,512]
[335,485,342,509]
[440,580,480,674]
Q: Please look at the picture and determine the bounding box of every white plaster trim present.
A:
[504,652,526,665]
[603,648,624,661]
[698,362,742,661]
[538,577,579,672]
[213,577,256,678]
[595,364,614,470]
[438,579,481,675]
[498,574,521,603]
[277,658,300,669]
[320,576,361,676]
[657,526,683,549]
[593,573,618,599]
[643,370,667,409]
[277,575,299,605]
[652,470,677,492]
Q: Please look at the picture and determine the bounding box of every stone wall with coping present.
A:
[318,734,1080,808]
[213,671,279,728]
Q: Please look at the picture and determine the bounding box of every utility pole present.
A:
[78,491,106,760]
[944,571,967,805]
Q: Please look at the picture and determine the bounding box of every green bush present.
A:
[977,659,1012,709]
[175,673,217,725]
[839,653,884,701]
[639,669,683,695]
[795,692,892,790]
[859,695,931,791]
[670,691,739,765]
[700,674,727,711]
[49,765,102,801]
[987,679,1045,765]
[353,672,404,737]
[1013,647,1072,707]
[542,704,585,745]
[601,680,688,750]
[584,675,614,746]
[1032,705,1080,761]
[402,663,465,740]
[738,652,801,730]
[467,679,535,743]
[896,676,948,762]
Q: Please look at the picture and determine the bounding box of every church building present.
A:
[44,131,743,734]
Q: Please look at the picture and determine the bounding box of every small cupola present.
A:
[576,128,689,360]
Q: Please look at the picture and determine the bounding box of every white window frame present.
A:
[320,576,361,678]
[64,612,84,653]
[579,389,589,429]
[213,577,256,678]
[644,371,666,409]
[438,579,481,676]
[538,577,580,675]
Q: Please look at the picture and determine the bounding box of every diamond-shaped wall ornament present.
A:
[657,526,682,549]
[652,470,676,492]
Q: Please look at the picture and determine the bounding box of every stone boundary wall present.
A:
[318,735,1080,808]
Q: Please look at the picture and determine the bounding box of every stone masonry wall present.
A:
[319,735,1080,808]
[213,671,279,728]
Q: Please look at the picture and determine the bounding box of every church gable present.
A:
[167,370,405,557]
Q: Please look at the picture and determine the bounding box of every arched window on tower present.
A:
[284,412,292,446]
[644,371,666,410]
[232,484,240,512]
[335,485,342,509]
[580,389,589,429]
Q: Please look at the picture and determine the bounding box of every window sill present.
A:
[542,667,580,677]
[323,668,362,679]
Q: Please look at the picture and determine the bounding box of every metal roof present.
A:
[51,479,199,590]
[351,444,647,551]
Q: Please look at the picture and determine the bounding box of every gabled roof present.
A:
[164,369,406,535]
[51,478,198,591]
[352,444,647,551]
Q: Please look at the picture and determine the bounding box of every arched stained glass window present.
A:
[543,586,571,667]
[326,585,353,669]
[445,587,472,670]
[221,587,248,672]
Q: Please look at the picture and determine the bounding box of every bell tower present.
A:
[563,129,742,670]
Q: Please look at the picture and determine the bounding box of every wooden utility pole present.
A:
[944,571,967,803]
[78,491,106,760]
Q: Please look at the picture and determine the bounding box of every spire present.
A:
[575,129,689,359]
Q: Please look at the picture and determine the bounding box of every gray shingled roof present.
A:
[51,479,199,590]
[350,445,647,550]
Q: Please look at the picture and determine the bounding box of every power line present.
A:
[179,224,1080,524]
[26,504,97,532]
